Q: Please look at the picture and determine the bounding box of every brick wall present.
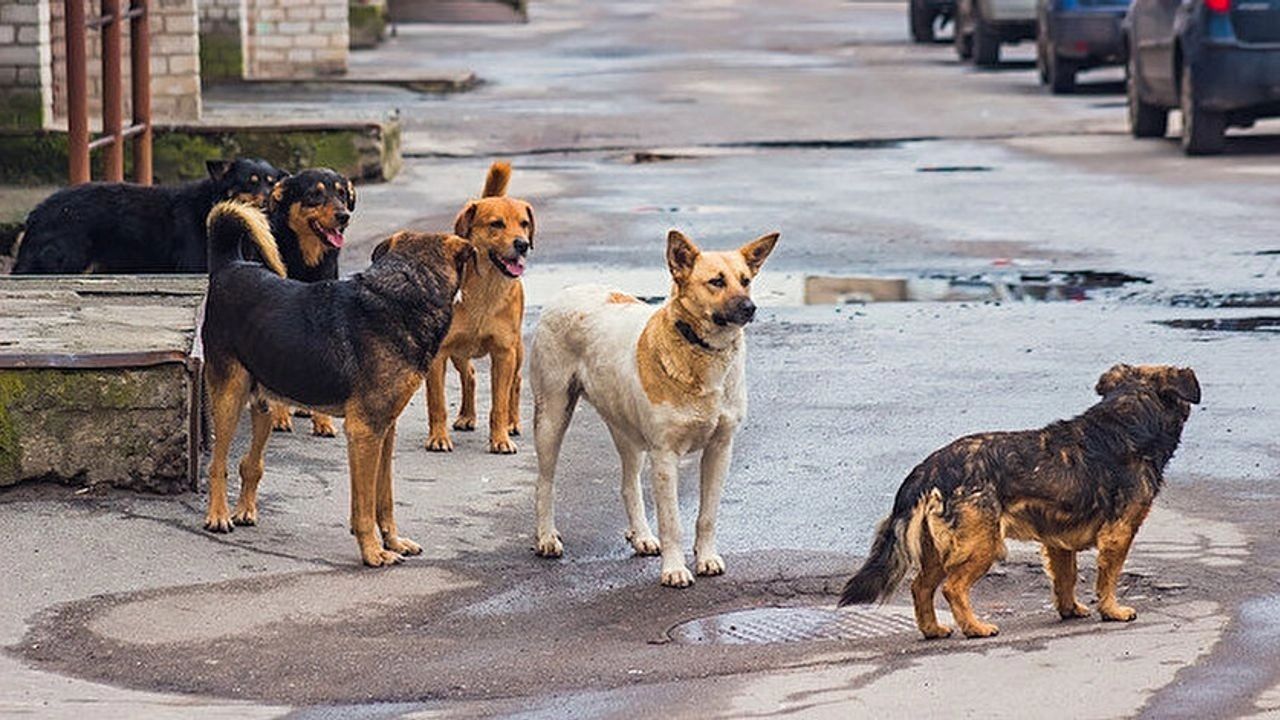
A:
[0,0,53,129]
[48,0,202,126]
[242,0,348,79]
[198,0,240,80]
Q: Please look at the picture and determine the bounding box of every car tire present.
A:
[911,0,936,43]
[954,1,974,59]
[1126,48,1167,138]
[1180,67,1226,155]
[1048,53,1077,94]
[972,5,1000,67]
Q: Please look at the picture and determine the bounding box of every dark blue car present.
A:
[1037,0,1132,93]
[1126,0,1280,154]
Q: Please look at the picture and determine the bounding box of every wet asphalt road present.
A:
[6,0,1280,717]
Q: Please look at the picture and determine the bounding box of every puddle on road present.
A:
[1169,291,1280,309]
[1155,317,1280,334]
[916,165,993,173]
[668,606,917,645]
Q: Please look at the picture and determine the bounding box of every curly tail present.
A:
[481,160,512,198]
[838,488,940,606]
[206,201,284,277]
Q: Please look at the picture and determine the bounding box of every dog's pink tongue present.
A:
[323,228,345,248]
[503,256,526,277]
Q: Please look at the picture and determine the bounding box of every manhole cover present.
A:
[668,606,917,645]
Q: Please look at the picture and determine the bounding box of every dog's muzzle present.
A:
[714,297,757,327]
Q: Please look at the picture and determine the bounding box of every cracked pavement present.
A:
[5,0,1280,718]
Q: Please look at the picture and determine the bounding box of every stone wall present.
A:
[198,0,240,80]
[0,0,53,129]
[48,0,202,126]
[242,0,348,79]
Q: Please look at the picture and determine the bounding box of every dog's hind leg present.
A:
[376,425,421,557]
[231,398,272,527]
[487,346,519,454]
[939,505,1002,638]
[693,426,734,576]
[911,531,953,639]
[1095,502,1150,622]
[452,357,477,431]
[1043,546,1090,619]
[204,362,251,533]
[651,450,693,588]
[507,340,524,437]
[425,355,454,452]
[611,428,657,556]
[532,374,579,558]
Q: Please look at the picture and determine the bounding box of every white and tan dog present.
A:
[529,229,779,587]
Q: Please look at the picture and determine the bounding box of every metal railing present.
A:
[64,0,152,185]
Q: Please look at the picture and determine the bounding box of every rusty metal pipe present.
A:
[65,0,90,184]
[100,0,124,181]
[130,0,152,185]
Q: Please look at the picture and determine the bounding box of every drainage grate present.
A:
[668,606,917,645]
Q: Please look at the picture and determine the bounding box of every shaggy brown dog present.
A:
[839,364,1200,639]
[200,201,473,566]
[424,161,534,454]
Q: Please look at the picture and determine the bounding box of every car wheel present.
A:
[954,1,974,59]
[1126,48,1167,138]
[972,5,1000,67]
[1048,53,1077,94]
[910,0,937,43]
[1180,67,1226,155]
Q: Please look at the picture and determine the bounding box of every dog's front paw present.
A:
[426,434,454,452]
[384,535,422,556]
[361,547,404,568]
[661,566,695,588]
[452,416,477,432]
[1100,603,1137,622]
[920,623,953,640]
[961,621,1000,638]
[535,531,563,558]
[508,423,521,437]
[695,553,725,576]
[271,415,294,432]
[204,507,234,533]
[489,436,518,454]
[230,504,257,527]
[311,415,337,437]
[627,532,661,556]
[1058,601,1091,620]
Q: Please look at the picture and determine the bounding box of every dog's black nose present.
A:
[730,298,756,325]
[335,210,351,227]
[513,237,530,256]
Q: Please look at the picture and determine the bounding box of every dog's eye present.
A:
[250,175,258,183]
[708,276,726,289]
[489,219,505,230]
[520,220,530,229]
[741,276,751,287]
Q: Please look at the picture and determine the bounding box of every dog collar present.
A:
[674,320,716,352]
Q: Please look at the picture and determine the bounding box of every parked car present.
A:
[954,0,1038,66]
[1125,0,1280,154]
[911,0,956,43]
[1036,0,1130,93]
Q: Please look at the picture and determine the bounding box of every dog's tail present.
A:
[206,201,285,277]
[838,478,941,607]
[482,160,512,198]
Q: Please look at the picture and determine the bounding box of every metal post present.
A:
[130,0,152,185]
[100,0,124,182]
[66,0,91,184]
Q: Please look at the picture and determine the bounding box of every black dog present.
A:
[200,201,474,567]
[259,168,357,435]
[13,158,284,274]
[839,364,1199,640]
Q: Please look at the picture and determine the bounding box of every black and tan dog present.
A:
[200,201,474,566]
[839,364,1200,639]
[14,158,283,274]
[260,168,357,438]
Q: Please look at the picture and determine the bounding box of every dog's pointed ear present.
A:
[372,232,402,263]
[524,203,536,248]
[739,232,779,275]
[1095,363,1135,396]
[1164,367,1201,404]
[345,178,356,211]
[206,159,232,180]
[666,230,700,282]
[454,202,477,239]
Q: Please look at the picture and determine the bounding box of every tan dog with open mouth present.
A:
[529,229,779,587]
[424,161,534,454]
